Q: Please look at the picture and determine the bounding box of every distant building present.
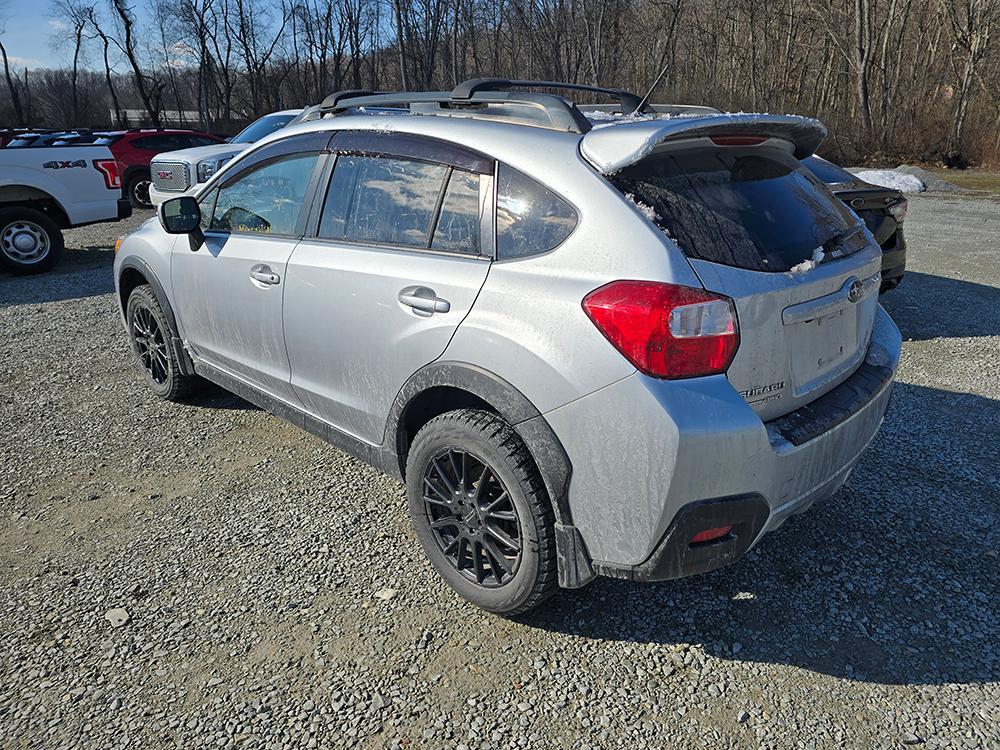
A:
[109,109,204,128]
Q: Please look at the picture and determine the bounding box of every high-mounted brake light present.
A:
[93,159,122,190]
[710,135,768,146]
[582,281,739,379]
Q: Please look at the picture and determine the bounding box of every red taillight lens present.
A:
[690,525,733,545]
[710,135,768,146]
[582,281,739,379]
[93,159,121,190]
[887,197,907,222]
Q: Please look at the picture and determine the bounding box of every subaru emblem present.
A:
[847,278,864,303]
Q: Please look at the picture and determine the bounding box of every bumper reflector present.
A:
[690,525,734,545]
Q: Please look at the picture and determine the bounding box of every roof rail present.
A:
[452,78,647,113]
[319,87,594,133]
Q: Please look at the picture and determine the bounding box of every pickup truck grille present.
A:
[151,162,190,192]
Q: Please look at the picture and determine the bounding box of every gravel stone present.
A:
[1,198,998,749]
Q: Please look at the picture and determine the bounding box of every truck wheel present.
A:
[0,207,65,275]
[405,409,558,616]
[127,172,153,208]
[126,284,199,401]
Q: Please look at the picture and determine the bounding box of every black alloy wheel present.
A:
[131,304,169,386]
[422,448,522,587]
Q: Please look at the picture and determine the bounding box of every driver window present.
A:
[210,152,319,236]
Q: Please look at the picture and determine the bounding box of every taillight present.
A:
[93,159,121,190]
[710,135,768,147]
[887,197,907,222]
[582,281,739,379]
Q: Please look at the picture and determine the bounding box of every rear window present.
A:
[612,147,863,272]
[803,155,856,185]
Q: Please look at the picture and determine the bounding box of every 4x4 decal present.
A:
[42,159,87,170]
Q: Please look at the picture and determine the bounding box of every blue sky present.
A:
[1,0,151,70]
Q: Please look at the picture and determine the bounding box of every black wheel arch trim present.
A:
[118,256,195,376]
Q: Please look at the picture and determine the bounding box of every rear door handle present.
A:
[398,286,451,315]
[250,265,280,286]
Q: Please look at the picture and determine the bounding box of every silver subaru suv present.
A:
[114,79,902,615]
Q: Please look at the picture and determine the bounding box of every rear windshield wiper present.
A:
[823,224,866,256]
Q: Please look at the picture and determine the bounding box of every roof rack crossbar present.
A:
[451,78,646,113]
[319,88,594,133]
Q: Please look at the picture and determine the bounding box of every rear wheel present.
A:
[405,409,557,615]
[0,207,64,275]
[126,171,152,208]
[126,285,198,401]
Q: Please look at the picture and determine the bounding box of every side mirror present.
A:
[159,196,202,234]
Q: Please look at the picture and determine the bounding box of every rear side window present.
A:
[320,155,445,249]
[495,165,577,259]
[802,155,855,185]
[210,151,319,235]
[611,147,862,272]
[431,170,482,254]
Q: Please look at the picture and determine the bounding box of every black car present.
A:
[804,156,907,292]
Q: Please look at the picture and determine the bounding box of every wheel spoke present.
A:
[429,516,457,530]
[447,450,463,488]
[487,510,516,522]
[482,491,509,514]
[485,523,520,552]
[472,542,487,584]
[423,477,451,504]
[482,538,513,576]
[473,464,491,500]
[431,458,456,494]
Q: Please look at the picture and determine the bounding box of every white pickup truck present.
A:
[0,144,132,274]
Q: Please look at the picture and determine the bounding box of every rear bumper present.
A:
[545,305,902,580]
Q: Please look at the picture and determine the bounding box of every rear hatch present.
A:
[585,117,881,420]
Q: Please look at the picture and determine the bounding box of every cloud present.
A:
[48,19,70,33]
[6,55,42,67]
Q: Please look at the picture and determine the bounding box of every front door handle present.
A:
[398,286,451,316]
[250,265,280,286]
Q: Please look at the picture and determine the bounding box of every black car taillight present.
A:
[887,196,908,222]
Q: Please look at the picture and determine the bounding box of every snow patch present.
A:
[789,247,826,275]
[624,192,658,221]
[852,169,925,193]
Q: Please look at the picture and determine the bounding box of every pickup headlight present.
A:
[197,159,218,183]
[196,156,234,184]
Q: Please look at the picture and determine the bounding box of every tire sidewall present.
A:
[126,287,175,398]
[406,417,544,613]
[0,207,64,275]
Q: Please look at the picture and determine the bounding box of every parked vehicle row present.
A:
[114,79,902,615]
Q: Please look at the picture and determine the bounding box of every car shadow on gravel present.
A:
[881,271,1000,340]
[184,383,261,411]
[524,381,999,687]
[0,246,115,307]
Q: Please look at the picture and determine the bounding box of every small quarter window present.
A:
[210,151,319,235]
[496,164,577,259]
[431,170,482,254]
[320,154,449,248]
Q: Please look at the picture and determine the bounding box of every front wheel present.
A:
[405,409,558,615]
[126,285,199,401]
[0,206,64,275]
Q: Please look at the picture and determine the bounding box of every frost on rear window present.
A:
[610,148,861,272]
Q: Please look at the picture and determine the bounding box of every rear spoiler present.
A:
[580,113,827,174]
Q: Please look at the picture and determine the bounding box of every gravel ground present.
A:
[1,195,998,750]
